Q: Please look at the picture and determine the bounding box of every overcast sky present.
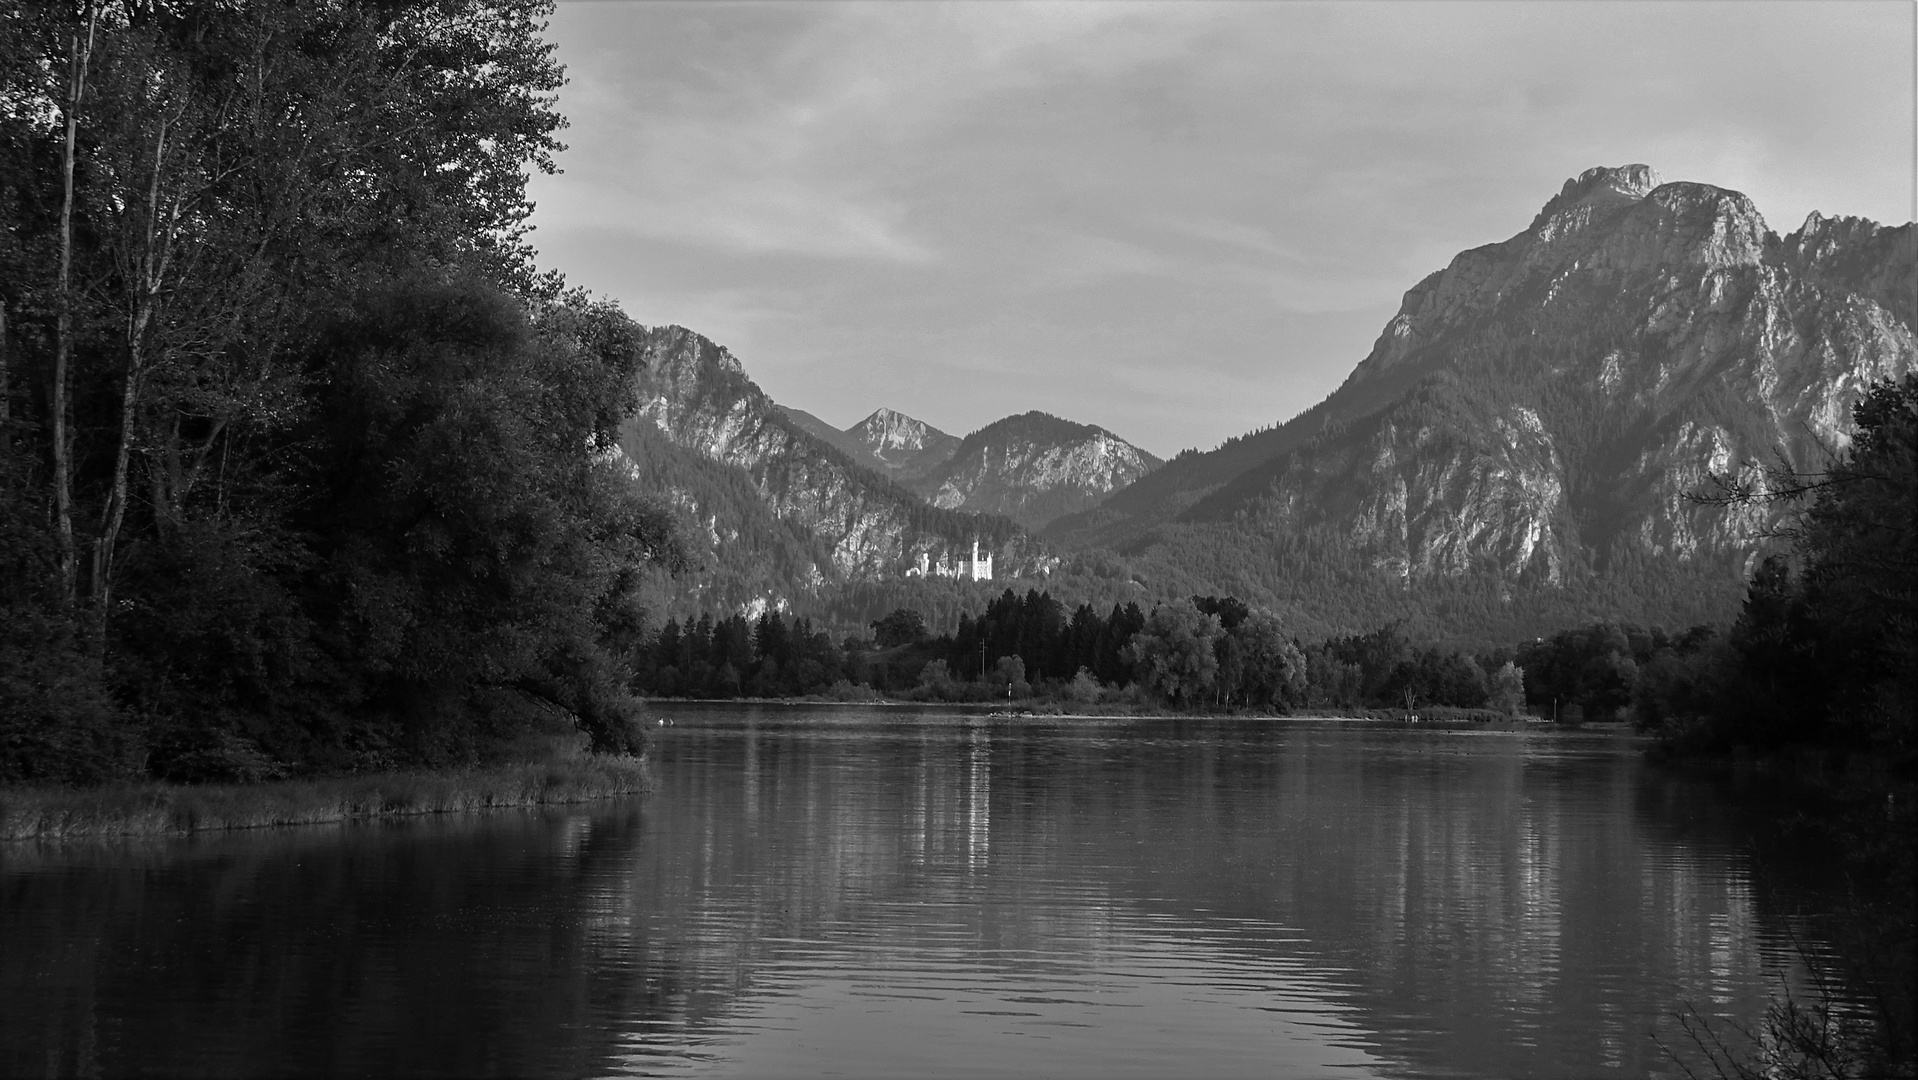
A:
[527,1,1915,459]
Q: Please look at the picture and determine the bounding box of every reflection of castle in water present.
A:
[968,719,990,870]
[585,722,1794,1078]
[905,538,993,581]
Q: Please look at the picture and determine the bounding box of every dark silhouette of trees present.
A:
[0,1,682,781]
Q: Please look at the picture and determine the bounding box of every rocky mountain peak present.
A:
[1355,167,1779,384]
[1630,181,1769,269]
[1786,210,1910,269]
[844,409,962,485]
[1775,211,1916,329]
[917,411,1162,530]
[854,408,938,454]
[1528,164,1663,231]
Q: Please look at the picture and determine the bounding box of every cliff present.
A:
[1050,166,1916,599]
[620,327,1044,612]
[848,408,962,484]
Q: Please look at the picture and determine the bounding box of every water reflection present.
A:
[1,709,1850,1078]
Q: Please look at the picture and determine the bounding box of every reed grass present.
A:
[0,756,650,841]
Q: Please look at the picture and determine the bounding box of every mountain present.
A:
[776,405,879,468]
[913,411,1163,530]
[1047,165,1915,626]
[619,327,1047,614]
[847,408,962,484]
[771,405,961,483]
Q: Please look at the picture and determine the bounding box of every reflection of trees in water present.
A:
[980,726,1769,1077]
[1628,763,1911,1076]
[2,721,1864,1078]
[1,807,676,1078]
[639,718,1832,1078]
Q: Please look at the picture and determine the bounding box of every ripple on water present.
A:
[0,709,1872,1079]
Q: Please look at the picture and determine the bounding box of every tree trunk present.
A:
[93,113,173,610]
[51,9,97,607]
[1,300,10,438]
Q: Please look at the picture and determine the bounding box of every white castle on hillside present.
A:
[906,539,993,582]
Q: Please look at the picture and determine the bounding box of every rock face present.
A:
[847,408,962,483]
[1050,165,1916,587]
[623,327,1042,610]
[912,411,1162,530]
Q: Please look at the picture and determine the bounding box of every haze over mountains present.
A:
[620,165,1913,636]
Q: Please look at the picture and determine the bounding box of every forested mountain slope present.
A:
[621,328,1047,613]
[913,411,1162,530]
[1050,166,1916,599]
[776,405,880,468]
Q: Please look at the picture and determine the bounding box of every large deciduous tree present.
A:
[1124,599,1222,705]
[1,1,682,781]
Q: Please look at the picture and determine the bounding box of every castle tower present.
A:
[965,538,992,582]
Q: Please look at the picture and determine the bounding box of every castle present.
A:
[906,539,993,582]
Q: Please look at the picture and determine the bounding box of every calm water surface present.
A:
[3,707,1855,1078]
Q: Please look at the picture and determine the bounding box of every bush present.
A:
[1066,668,1103,704]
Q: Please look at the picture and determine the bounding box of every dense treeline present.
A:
[1,1,680,784]
[638,590,1535,717]
[790,519,1749,653]
[1629,374,1916,761]
[641,375,1914,754]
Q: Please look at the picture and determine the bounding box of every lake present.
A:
[2,706,1861,1078]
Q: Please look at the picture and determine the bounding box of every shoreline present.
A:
[0,756,650,843]
[647,697,1634,732]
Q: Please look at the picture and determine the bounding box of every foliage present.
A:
[0,1,680,782]
[871,608,928,648]
[1488,661,1526,715]
[1639,374,1918,758]
[1119,599,1221,705]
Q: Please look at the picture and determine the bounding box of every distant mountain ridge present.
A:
[1049,165,1916,599]
[917,411,1163,530]
[621,328,1045,613]
[769,403,1162,530]
[775,405,963,484]
[777,405,880,467]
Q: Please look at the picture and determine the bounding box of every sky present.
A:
[527,1,1915,459]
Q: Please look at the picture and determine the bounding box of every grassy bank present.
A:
[0,756,650,842]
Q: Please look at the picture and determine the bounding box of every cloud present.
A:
[532,0,1913,455]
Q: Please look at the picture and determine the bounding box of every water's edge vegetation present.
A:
[0,755,649,842]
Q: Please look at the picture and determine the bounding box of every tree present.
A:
[0,1,663,779]
[990,655,1030,698]
[289,278,680,755]
[1123,599,1222,705]
[872,607,928,648]
[1653,374,1918,754]
[917,659,954,696]
[1797,374,1917,751]
[1488,661,1526,715]
[1065,667,1102,704]
[1229,611,1305,710]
